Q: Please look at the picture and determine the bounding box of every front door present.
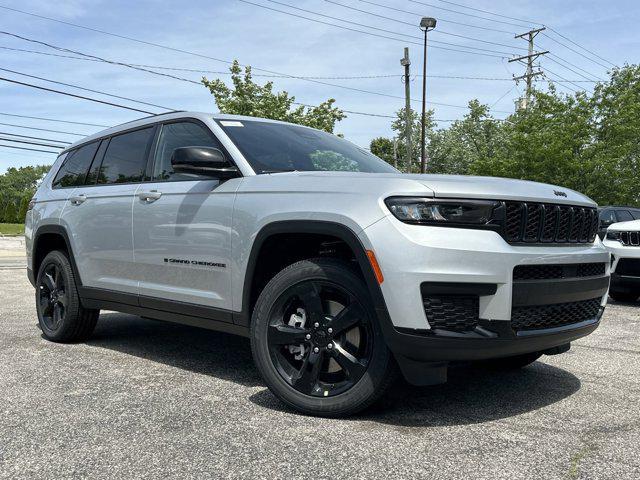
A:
[132,120,239,316]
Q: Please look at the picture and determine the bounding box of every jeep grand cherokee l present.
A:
[26,112,610,416]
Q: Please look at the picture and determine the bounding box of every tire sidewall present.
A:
[251,259,393,416]
[36,250,79,341]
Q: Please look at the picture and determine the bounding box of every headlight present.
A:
[385,197,500,226]
[606,231,622,242]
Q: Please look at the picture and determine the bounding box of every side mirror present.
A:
[600,219,614,229]
[171,146,239,179]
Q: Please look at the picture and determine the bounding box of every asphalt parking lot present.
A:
[1,238,639,479]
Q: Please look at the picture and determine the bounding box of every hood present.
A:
[255,172,596,207]
[608,219,640,231]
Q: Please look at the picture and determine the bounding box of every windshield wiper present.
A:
[260,169,298,174]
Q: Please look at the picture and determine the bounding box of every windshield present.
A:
[216,119,398,174]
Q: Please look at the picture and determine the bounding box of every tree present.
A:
[18,194,31,223]
[369,137,395,165]
[202,60,345,133]
[429,100,505,175]
[2,201,17,224]
[0,165,49,224]
[391,107,434,173]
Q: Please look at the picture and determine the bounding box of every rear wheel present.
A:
[250,258,397,417]
[36,250,99,342]
[608,290,639,303]
[481,352,542,370]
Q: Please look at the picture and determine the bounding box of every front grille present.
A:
[501,201,598,244]
[423,295,478,332]
[619,231,640,246]
[615,258,640,277]
[513,263,606,280]
[511,298,601,331]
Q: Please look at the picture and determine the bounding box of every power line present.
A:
[546,53,603,81]
[0,136,65,149]
[407,0,531,29]
[352,0,515,34]
[0,76,156,114]
[0,46,521,81]
[0,143,60,154]
[0,122,87,136]
[237,0,514,57]
[433,0,542,26]
[0,31,202,86]
[0,66,175,111]
[0,111,110,128]
[412,1,616,71]
[545,56,600,83]
[545,27,616,67]
[0,131,71,144]
[0,7,511,114]
[261,0,525,53]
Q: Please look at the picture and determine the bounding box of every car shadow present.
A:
[87,313,581,426]
[85,312,262,387]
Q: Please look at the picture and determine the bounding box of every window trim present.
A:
[93,124,157,186]
[51,141,100,189]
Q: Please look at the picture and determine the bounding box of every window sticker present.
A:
[220,121,244,127]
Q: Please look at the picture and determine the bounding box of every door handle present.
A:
[138,190,162,202]
[70,194,87,205]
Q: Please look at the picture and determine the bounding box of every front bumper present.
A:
[360,215,610,364]
[603,237,640,291]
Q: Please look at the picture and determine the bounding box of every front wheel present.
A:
[250,258,397,417]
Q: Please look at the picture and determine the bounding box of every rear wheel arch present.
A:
[32,225,82,287]
[238,221,390,328]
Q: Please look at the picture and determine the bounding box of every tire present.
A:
[608,290,639,303]
[480,352,542,370]
[35,250,99,343]
[250,258,398,417]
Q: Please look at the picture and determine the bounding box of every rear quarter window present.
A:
[52,142,100,188]
[97,127,154,184]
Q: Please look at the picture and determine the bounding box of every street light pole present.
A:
[419,17,436,174]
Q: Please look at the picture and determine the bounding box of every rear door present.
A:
[63,126,155,296]
[132,119,239,316]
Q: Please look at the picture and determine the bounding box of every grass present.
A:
[0,223,25,235]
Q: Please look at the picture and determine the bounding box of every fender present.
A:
[235,220,394,333]
[31,224,83,287]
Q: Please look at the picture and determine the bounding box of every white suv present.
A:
[603,219,640,302]
[26,112,610,416]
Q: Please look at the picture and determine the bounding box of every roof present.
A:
[62,111,294,153]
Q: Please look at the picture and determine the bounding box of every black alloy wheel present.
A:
[37,262,68,332]
[266,279,373,398]
[251,258,398,417]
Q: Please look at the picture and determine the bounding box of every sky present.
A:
[0,0,638,173]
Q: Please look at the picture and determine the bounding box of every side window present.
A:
[85,139,109,185]
[600,209,616,226]
[631,210,640,220]
[152,122,222,181]
[52,141,100,188]
[616,210,634,222]
[97,127,154,184]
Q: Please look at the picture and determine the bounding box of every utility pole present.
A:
[392,137,398,170]
[400,47,412,173]
[509,27,548,110]
[419,17,437,173]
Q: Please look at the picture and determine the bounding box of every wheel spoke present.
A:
[53,303,62,326]
[57,293,67,308]
[331,302,365,335]
[292,350,324,395]
[292,282,324,321]
[42,272,55,292]
[39,294,52,316]
[331,343,367,380]
[269,324,309,346]
[54,267,63,289]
